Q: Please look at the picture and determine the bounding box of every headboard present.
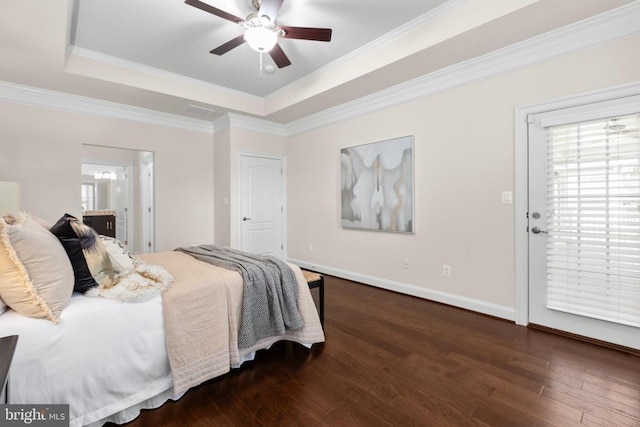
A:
[0,182,20,216]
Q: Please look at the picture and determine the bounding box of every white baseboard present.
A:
[289,258,516,322]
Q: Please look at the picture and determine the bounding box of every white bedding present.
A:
[0,293,171,427]
[0,254,325,426]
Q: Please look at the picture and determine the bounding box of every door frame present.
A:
[112,164,129,245]
[235,151,287,259]
[514,82,640,326]
[141,155,154,253]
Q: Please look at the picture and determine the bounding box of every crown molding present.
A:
[284,1,640,136]
[0,80,214,133]
[2,2,638,138]
[212,114,231,134]
[267,0,469,99]
[69,45,261,102]
[213,113,286,137]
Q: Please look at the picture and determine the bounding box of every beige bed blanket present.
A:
[139,251,325,395]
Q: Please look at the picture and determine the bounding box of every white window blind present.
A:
[546,112,640,327]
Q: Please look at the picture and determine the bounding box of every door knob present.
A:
[242,217,252,221]
[531,226,548,234]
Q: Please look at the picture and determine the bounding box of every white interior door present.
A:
[239,155,284,259]
[528,98,640,350]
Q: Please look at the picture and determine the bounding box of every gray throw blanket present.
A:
[175,245,305,349]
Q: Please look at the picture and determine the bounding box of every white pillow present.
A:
[99,235,135,271]
[0,213,74,322]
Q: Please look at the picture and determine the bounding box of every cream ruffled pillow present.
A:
[0,213,74,322]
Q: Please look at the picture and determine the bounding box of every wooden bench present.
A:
[301,270,324,326]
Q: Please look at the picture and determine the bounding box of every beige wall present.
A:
[1,33,638,319]
[213,127,231,247]
[286,34,640,314]
[0,102,214,251]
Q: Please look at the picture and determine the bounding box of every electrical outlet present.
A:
[403,258,410,269]
[308,244,313,252]
[442,264,452,277]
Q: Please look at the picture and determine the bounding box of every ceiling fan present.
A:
[185,0,333,69]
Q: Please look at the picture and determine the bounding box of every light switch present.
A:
[501,191,513,204]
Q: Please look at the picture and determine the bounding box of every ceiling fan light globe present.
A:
[244,26,278,52]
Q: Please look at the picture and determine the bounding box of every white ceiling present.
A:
[0,0,636,124]
[71,0,449,97]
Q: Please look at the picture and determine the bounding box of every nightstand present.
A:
[0,335,18,404]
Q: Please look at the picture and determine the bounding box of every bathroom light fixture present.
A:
[94,171,117,180]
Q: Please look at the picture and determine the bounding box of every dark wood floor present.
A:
[120,276,640,426]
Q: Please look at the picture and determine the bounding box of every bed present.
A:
[0,213,324,427]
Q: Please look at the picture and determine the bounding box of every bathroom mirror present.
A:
[81,144,154,254]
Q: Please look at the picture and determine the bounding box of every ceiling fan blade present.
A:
[279,26,332,42]
[210,34,246,55]
[185,0,243,24]
[269,43,291,68]
[258,0,284,22]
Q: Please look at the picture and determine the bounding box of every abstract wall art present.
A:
[340,135,414,233]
